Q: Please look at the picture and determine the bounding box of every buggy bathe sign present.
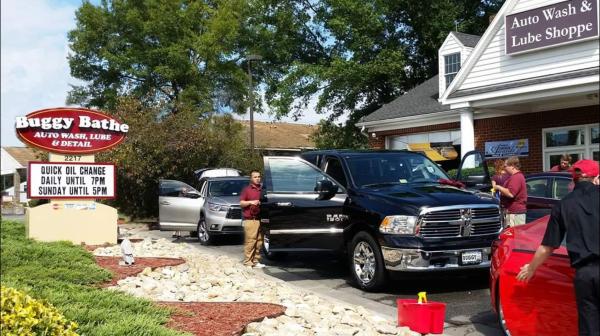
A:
[16,107,129,154]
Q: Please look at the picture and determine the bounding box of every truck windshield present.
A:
[346,154,450,187]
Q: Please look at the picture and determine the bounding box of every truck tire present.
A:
[262,232,285,260]
[348,231,387,291]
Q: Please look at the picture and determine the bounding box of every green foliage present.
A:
[67,0,504,154]
[68,0,250,114]
[97,98,261,219]
[311,119,368,149]
[0,221,185,336]
[248,0,504,143]
[0,285,79,336]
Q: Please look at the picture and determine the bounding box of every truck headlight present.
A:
[379,215,418,234]
[207,202,228,212]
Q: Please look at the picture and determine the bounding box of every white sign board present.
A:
[28,162,116,199]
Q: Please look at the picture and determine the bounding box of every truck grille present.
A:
[418,206,501,239]
[226,207,242,219]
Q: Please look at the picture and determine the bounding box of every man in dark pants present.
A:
[517,159,599,336]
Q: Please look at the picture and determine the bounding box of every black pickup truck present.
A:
[259,150,501,291]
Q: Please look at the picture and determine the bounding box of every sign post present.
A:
[17,107,128,245]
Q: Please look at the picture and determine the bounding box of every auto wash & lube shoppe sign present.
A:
[505,0,598,55]
[16,107,128,245]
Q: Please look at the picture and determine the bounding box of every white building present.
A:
[358,0,599,173]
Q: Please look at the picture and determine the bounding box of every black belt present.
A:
[244,217,259,220]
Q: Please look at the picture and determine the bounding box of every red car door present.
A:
[498,222,577,336]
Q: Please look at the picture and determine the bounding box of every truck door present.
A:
[261,156,348,252]
[456,150,492,192]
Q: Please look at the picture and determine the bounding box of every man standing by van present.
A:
[240,170,266,268]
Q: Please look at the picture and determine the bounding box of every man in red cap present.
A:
[517,159,599,335]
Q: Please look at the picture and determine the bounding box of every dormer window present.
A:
[444,53,461,88]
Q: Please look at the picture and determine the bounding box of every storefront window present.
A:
[591,127,599,144]
[548,153,581,169]
[543,124,598,171]
[545,129,584,147]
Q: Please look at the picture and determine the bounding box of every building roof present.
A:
[2,147,37,167]
[451,31,481,48]
[360,75,451,123]
[239,121,316,149]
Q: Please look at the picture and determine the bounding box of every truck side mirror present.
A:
[315,179,338,200]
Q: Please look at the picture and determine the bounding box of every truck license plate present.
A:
[461,251,482,265]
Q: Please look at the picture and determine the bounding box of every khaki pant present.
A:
[504,213,526,227]
[243,219,263,266]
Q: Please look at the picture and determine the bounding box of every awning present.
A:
[407,143,449,161]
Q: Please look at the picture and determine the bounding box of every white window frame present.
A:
[542,123,599,170]
[444,53,461,88]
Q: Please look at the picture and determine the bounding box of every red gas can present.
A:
[397,297,446,334]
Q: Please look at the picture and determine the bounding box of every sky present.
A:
[1,0,343,147]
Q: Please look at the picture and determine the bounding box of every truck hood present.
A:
[359,183,496,209]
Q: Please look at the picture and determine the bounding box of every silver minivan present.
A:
[158,173,247,245]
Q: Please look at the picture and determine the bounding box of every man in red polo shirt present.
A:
[494,156,528,227]
[239,170,266,268]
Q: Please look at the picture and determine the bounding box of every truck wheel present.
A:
[197,217,213,245]
[349,232,387,291]
[262,232,285,260]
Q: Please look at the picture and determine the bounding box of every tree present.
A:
[68,0,504,148]
[247,0,504,147]
[99,98,261,219]
[68,0,251,115]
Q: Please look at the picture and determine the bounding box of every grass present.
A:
[0,220,188,336]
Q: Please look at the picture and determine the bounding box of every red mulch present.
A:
[92,253,285,336]
[160,302,285,336]
[94,256,186,287]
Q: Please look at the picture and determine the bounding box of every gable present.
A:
[442,0,599,103]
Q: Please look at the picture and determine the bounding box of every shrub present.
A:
[0,285,79,336]
[98,98,262,219]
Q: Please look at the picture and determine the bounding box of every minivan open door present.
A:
[456,150,492,192]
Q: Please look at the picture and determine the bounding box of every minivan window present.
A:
[160,180,196,197]
[208,180,247,197]
[346,154,449,187]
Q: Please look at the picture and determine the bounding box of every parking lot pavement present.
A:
[143,228,503,335]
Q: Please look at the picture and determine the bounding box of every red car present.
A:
[490,216,577,336]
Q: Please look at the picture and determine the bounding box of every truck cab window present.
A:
[325,158,347,188]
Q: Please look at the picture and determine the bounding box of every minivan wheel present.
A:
[349,232,387,291]
[197,217,213,245]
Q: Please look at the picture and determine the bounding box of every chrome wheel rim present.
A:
[353,241,376,284]
[198,220,209,242]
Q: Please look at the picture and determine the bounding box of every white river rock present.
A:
[99,226,446,335]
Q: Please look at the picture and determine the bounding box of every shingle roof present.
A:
[451,31,481,48]
[2,147,37,167]
[239,121,316,149]
[360,75,450,123]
